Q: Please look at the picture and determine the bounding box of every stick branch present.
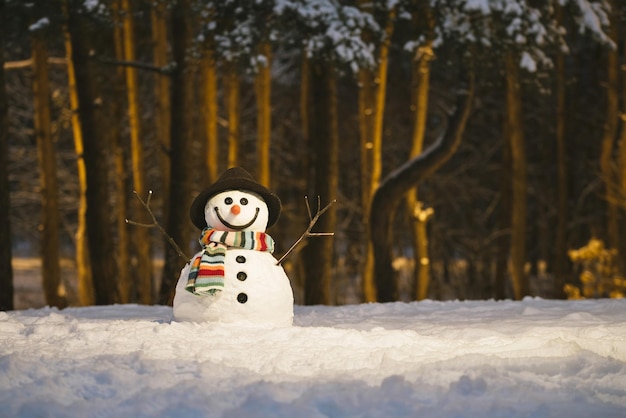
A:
[91,52,176,74]
[126,190,190,260]
[276,196,336,266]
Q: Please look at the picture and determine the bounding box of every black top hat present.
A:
[189,167,281,230]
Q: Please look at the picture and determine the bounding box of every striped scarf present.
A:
[185,227,275,296]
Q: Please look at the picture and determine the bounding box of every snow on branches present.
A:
[428,0,613,72]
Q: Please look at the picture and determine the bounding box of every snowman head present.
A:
[204,190,269,232]
[190,167,281,230]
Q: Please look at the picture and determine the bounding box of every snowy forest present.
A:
[1,0,626,311]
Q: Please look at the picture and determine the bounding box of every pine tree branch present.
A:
[276,196,335,266]
[126,190,189,260]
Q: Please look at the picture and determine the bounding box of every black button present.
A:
[237,271,247,281]
[236,255,246,263]
[237,293,248,303]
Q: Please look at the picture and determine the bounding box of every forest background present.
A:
[1,0,625,311]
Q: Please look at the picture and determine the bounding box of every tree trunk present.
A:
[599,21,619,253]
[151,2,171,231]
[407,2,435,300]
[121,0,152,304]
[359,5,395,302]
[618,10,626,276]
[0,0,14,311]
[112,0,131,303]
[300,53,310,158]
[203,47,218,182]
[358,66,376,302]
[303,61,338,305]
[495,118,512,300]
[553,4,568,298]
[505,50,529,300]
[255,40,272,187]
[160,0,194,305]
[32,30,66,308]
[66,2,117,305]
[226,62,240,168]
[370,78,474,302]
[62,1,93,305]
[609,0,626,277]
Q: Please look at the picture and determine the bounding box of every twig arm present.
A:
[126,190,190,260]
[276,197,336,265]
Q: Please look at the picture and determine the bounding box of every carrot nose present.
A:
[231,204,241,215]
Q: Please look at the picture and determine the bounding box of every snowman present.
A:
[173,167,294,326]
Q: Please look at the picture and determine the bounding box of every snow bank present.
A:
[1,298,625,417]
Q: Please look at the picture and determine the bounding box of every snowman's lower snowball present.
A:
[173,249,294,326]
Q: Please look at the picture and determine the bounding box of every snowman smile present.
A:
[215,207,260,231]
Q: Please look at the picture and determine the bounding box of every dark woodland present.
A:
[2,0,626,310]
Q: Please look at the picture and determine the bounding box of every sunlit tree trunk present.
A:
[505,50,529,300]
[202,46,218,182]
[225,62,240,168]
[112,0,131,303]
[359,4,395,302]
[121,0,152,304]
[62,1,93,305]
[32,29,67,308]
[255,41,272,187]
[160,0,194,305]
[66,1,117,305]
[553,4,568,298]
[407,2,434,301]
[0,0,14,311]
[303,61,338,305]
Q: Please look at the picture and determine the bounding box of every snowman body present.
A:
[172,188,294,326]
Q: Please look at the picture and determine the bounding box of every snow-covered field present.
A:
[1,298,626,417]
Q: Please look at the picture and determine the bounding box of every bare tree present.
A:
[65,1,117,305]
[504,50,529,300]
[225,61,240,167]
[255,40,272,187]
[32,24,66,308]
[121,0,153,303]
[201,34,219,183]
[406,0,435,301]
[62,0,93,305]
[150,1,171,226]
[159,0,195,305]
[370,73,474,302]
[358,2,396,302]
[616,0,626,277]
[303,61,339,305]
[553,3,568,298]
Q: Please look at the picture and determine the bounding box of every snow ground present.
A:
[1,298,626,418]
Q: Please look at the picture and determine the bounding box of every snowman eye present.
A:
[240,198,248,205]
[225,197,233,205]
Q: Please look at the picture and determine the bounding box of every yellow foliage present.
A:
[579,271,594,284]
[564,284,584,300]
[565,238,626,300]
